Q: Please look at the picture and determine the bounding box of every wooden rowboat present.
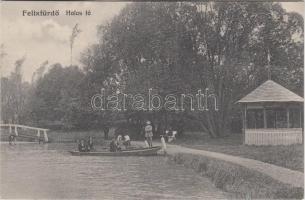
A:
[69,146,162,156]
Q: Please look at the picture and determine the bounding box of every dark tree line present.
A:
[1,2,303,137]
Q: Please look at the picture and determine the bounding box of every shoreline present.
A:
[167,152,303,199]
[134,141,304,199]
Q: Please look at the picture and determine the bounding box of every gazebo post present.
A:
[300,107,302,129]
[245,105,247,130]
[286,107,290,128]
[263,107,267,128]
[242,104,247,144]
[300,106,303,144]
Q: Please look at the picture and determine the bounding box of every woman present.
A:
[116,134,123,150]
[87,136,94,152]
[144,121,153,147]
[123,134,131,148]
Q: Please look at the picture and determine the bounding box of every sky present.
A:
[0,2,304,82]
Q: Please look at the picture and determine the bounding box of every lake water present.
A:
[0,143,227,199]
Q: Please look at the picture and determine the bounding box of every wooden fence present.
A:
[245,128,303,145]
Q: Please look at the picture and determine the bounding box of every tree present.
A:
[70,24,82,66]
[29,64,86,129]
[31,60,48,83]
[1,56,30,124]
[85,2,303,137]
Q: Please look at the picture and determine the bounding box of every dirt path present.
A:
[134,141,304,188]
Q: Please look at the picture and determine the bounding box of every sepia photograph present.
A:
[0,1,304,199]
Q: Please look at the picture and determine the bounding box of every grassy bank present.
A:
[176,132,304,172]
[169,153,303,199]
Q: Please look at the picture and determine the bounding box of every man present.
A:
[145,121,153,147]
[109,138,118,152]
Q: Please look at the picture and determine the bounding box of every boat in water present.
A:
[69,146,162,156]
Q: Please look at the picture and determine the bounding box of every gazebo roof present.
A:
[238,80,304,103]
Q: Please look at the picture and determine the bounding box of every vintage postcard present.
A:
[0,1,304,199]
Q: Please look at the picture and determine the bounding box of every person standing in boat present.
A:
[145,121,153,147]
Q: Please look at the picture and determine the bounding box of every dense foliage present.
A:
[1,2,303,137]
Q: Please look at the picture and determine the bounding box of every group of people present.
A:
[164,128,177,142]
[76,120,176,152]
[109,134,131,152]
[78,136,94,152]
[108,120,154,152]
[144,121,177,147]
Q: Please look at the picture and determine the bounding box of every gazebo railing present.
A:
[245,128,302,145]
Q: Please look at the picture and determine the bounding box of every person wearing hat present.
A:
[144,121,153,147]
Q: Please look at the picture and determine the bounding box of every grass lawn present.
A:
[175,132,304,172]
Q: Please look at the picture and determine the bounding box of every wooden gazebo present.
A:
[238,80,303,145]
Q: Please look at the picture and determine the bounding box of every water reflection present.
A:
[1,143,226,199]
